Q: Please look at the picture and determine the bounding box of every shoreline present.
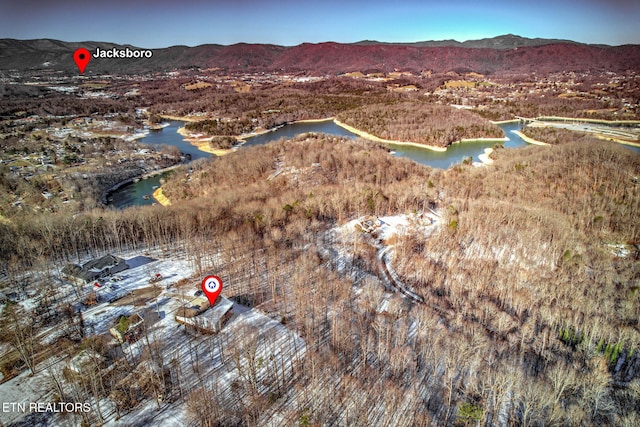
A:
[152,187,171,206]
[176,127,233,156]
[145,122,170,131]
[512,130,549,146]
[592,134,640,148]
[102,163,182,205]
[157,117,236,156]
[527,120,640,147]
[477,148,494,165]
[332,119,449,152]
[458,137,508,144]
[491,119,521,125]
[238,125,284,141]
[238,118,334,139]
[159,114,201,123]
[293,117,334,124]
[334,119,509,152]
[162,114,512,154]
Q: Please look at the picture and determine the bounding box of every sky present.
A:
[1,0,638,48]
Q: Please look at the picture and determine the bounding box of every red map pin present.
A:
[73,48,91,74]
[201,275,223,306]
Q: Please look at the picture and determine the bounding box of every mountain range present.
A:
[1,35,638,75]
[352,34,596,49]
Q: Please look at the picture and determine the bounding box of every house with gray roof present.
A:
[62,254,129,285]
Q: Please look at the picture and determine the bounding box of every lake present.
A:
[242,120,529,168]
[108,119,608,208]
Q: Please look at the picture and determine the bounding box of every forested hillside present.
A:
[337,102,504,147]
[2,134,638,425]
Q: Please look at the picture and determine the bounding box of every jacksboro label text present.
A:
[94,47,153,59]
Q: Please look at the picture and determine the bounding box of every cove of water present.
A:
[242,120,357,147]
[243,120,530,168]
[108,119,601,208]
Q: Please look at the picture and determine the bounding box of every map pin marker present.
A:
[73,48,91,74]
[201,275,223,306]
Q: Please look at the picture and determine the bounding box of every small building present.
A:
[109,313,144,344]
[67,349,105,374]
[62,254,129,285]
[175,296,233,334]
[356,215,382,233]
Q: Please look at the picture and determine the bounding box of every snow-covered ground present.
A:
[338,212,439,243]
[326,211,441,301]
[0,247,306,426]
[2,213,449,425]
[82,255,193,335]
[0,367,57,426]
[99,305,305,426]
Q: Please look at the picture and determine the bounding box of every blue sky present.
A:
[1,0,638,47]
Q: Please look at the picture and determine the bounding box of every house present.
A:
[109,313,144,344]
[62,254,129,285]
[175,296,234,334]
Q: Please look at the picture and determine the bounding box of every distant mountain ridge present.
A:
[352,34,591,49]
[0,35,638,75]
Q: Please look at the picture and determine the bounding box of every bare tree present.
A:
[0,303,38,375]
[186,386,222,427]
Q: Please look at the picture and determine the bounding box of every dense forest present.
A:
[392,140,640,424]
[336,101,504,147]
[156,77,386,132]
[2,132,639,425]
[170,79,506,147]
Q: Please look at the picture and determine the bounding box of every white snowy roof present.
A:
[175,296,234,333]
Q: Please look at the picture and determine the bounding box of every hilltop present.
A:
[353,33,589,49]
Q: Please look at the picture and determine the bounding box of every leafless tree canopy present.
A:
[1,132,639,425]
